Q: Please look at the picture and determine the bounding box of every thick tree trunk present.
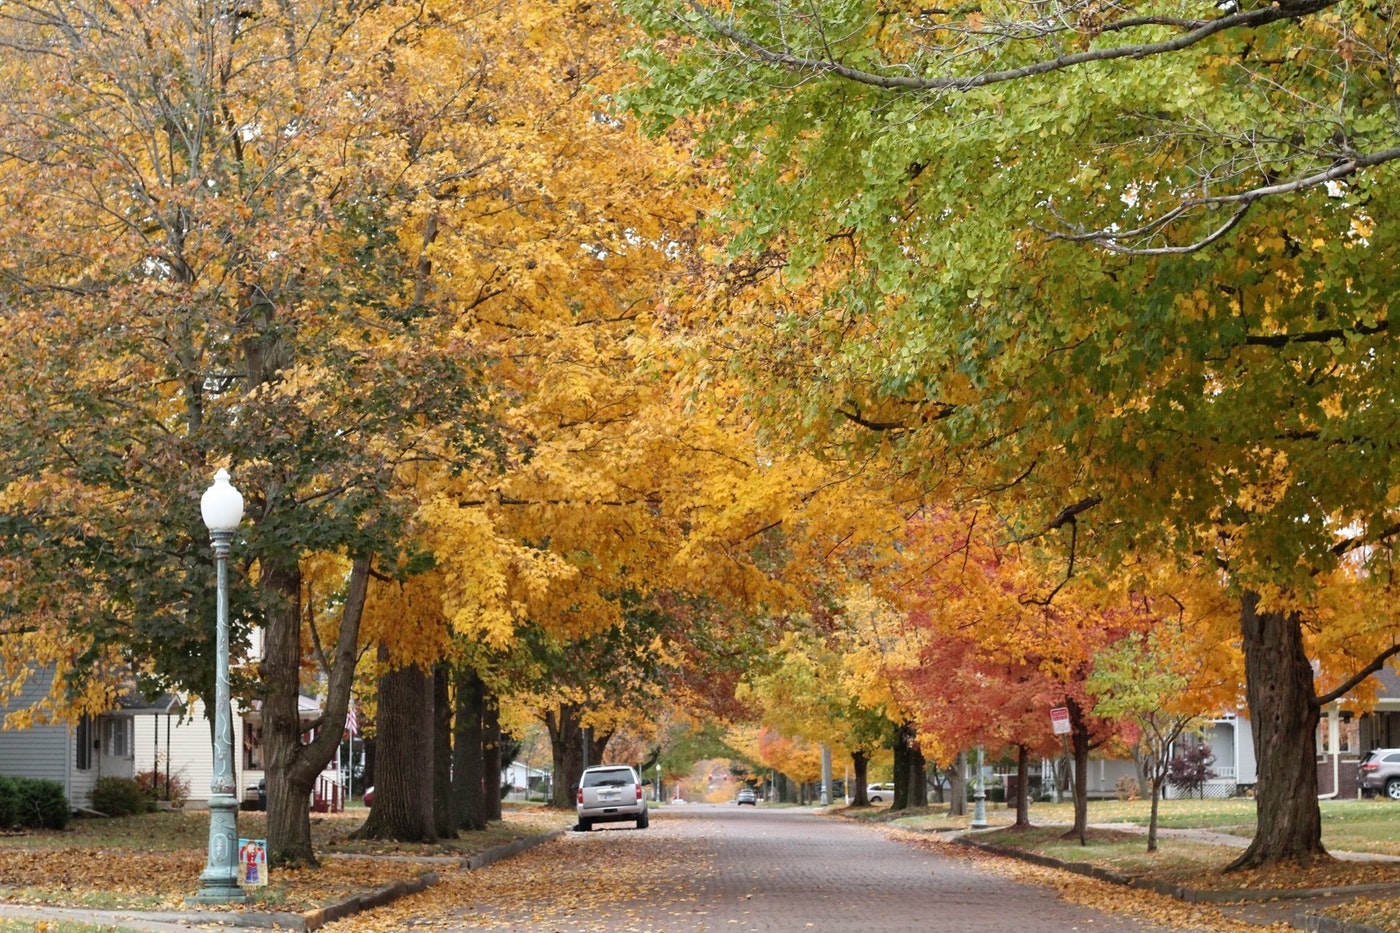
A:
[262,556,368,867]
[1227,592,1327,870]
[453,668,487,830]
[351,661,436,842]
[948,751,967,817]
[892,726,909,810]
[432,664,455,839]
[483,689,503,822]
[907,740,927,808]
[361,736,376,792]
[850,751,869,806]
[546,704,584,809]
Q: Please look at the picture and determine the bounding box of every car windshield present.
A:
[582,769,634,788]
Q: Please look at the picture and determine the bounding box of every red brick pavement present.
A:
[442,805,1264,932]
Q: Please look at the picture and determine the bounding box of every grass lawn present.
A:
[0,803,573,913]
[863,795,1400,855]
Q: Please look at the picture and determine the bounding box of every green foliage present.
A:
[91,777,153,817]
[0,775,71,830]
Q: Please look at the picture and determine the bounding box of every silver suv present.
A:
[1358,749,1400,799]
[576,765,649,830]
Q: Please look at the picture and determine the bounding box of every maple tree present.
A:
[887,513,1128,838]
[1087,598,1237,852]
[620,0,1400,869]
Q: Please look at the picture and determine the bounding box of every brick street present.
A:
[437,805,1269,933]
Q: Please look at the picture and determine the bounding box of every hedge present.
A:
[0,775,71,830]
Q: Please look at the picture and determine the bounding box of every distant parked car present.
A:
[576,764,649,830]
[866,783,895,804]
[1359,749,1400,799]
[736,787,758,805]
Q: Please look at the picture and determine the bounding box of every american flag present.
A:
[345,701,359,737]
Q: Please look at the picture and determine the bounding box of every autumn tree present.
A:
[621,0,1400,869]
[0,0,521,867]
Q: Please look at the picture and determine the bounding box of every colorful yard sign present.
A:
[238,838,268,887]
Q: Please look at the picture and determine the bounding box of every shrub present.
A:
[1167,743,1217,799]
[0,776,18,828]
[1116,776,1141,801]
[0,776,70,829]
[135,769,190,809]
[92,776,152,817]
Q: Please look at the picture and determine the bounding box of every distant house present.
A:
[0,666,180,811]
[1317,665,1400,798]
[131,693,343,810]
[503,759,551,801]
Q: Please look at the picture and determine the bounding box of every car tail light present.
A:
[636,783,644,801]
[1363,761,1379,771]
[577,787,584,804]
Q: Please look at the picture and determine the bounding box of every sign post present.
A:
[1050,707,1073,803]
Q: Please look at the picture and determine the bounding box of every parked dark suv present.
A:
[1358,749,1400,799]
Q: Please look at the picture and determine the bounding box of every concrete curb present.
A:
[956,836,1398,933]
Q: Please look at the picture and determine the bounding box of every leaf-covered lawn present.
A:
[0,805,572,913]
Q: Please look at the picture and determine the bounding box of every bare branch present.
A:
[686,0,1340,92]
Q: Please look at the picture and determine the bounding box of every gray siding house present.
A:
[0,666,179,811]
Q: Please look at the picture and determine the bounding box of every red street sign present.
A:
[1050,707,1071,735]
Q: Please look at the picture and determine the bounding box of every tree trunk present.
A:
[948,751,967,817]
[453,668,487,831]
[906,739,927,808]
[261,556,369,867]
[1226,591,1327,870]
[483,688,503,822]
[588,728,612,770]
[850,751,869,806]
[432,664,455,839]
[351,660,436,842]
[1066,697,1090,845]
[1013,745,1031,828]
[546,704,584,809]
[891,725,909,810]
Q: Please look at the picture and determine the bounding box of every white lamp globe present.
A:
[201,468,245,533]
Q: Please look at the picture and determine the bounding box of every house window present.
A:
[104,718,131,758]
[76,715,93,771]
[243,722,264,770]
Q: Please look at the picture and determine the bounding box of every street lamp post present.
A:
[192,468,249,905]
[971,745,988,829]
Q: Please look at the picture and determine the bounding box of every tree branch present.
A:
[1315,643,1400,707]
[686,0,1340,92]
